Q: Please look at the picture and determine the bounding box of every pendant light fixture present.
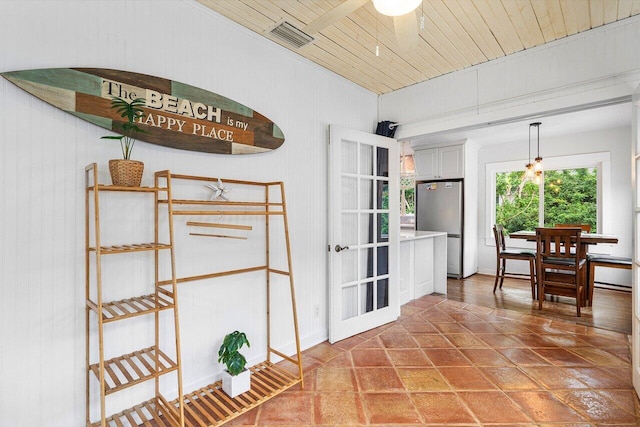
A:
[524,124,534,180]
[531,122,543,184]
[373,0,422,16]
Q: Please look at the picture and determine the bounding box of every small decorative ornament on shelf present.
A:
[205,178,232,201]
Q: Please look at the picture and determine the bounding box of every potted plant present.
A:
[217,330,251,398]
[102,96,147,186]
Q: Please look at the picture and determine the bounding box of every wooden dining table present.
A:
[509,230,619,306]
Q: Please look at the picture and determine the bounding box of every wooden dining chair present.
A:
[586,254,632,306]
[493,225,536,298]
[536,227,586,316]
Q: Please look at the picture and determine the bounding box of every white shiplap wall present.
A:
[0,1,378,426]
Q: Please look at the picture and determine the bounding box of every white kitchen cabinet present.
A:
[399,231,447,305]
[413,144,463,179]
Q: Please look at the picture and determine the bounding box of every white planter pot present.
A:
[221,369,251,398]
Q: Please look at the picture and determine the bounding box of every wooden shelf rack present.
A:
[155,171,304,427]
[85,163,184,427]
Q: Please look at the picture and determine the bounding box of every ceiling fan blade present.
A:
[303,0,370,34]
[394,11,418,51]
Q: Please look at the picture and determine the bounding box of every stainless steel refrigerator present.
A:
[416,180,463,278]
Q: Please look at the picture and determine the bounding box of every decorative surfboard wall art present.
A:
[1,68,285,154]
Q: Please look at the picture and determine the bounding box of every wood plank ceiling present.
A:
[199,0,640,95]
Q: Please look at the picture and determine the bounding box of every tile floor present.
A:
[228,295,639,426]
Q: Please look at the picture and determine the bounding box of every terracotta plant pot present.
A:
[108,159,144,187]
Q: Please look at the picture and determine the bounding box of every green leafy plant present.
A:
[218,331,250,376]
[101,96,147,160]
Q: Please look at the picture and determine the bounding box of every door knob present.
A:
[335,245,350,252]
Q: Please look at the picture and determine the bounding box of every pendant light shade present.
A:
[524,122,542,183]
[531,122,543,184]
[373,0,422,16]
[524,125,534,180]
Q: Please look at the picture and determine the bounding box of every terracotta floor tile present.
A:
[256,391,313,425]
[447,310,483,323]
[314,392,366,425]
[512,333,560,348]
[492,321,537,334]
[303,342,345,363]
[361,393,422,424]
[410,392,478,424]
[224,405,258,425]
[419,308,457,322]
[554,390,639,423]
[533,348,593,366]
[537,334,588,347]
[520,366,588,389]
[412,333,453,349]
[497,348,552,365]
[315,367,357,391]
[355,367,405,391]
[354,336,384,349]
[458,321,503,333]
[442,333,489,348]
[579,333,628,348]
[458,391,532,423]
[460,348,513,366]
[396,367,451,391]
[423,348,472,366]
[299,353,323,373]
[476,333,523,348]
[507,390,586,422]
[379,332,419,348]
[321,351,353,368]
[567,366,632,389]
[332,334,366,351]
[386,349,431,366]
[597,389,640,415]
[438,366,497,390]
[431,322,471,334]
[480,367,541,390]
[399,321,439,334]
[351,348,391,366]
[568,346,630,366]
[400,304,424,317]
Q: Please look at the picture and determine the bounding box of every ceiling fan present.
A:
[302,0,422,51]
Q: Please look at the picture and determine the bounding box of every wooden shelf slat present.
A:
[87,293,175,322]
[91,362,299,426]
[92,396,178,427]
[86,184,167,193]
[176,361,302,427]
[89,346,178,395]
[88,242,172,254]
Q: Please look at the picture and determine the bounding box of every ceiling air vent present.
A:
[269,22,314,49]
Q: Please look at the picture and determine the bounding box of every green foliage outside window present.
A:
[543,169,597,230]
[495,172,539,234]
[495,168,597,235]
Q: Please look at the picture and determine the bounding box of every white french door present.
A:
[328,125,399,344]
[632,84,640,396]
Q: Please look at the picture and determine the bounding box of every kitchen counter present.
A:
[400,230,448,241]
[399,230,447,304]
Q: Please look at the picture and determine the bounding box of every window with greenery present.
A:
[496,167,598,234]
